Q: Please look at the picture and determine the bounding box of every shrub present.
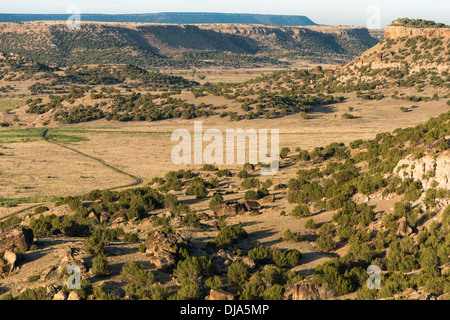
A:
[174,281,201,300]
[216,169,232,177]
[248,245,272,263]
[122,232,140,243]
[282,229,302,242]
[305,218,317,229]
[227,261,249,286]
[93,286,116,300]
[280,147,290,159]
[244,190,259,200]
[214,224,248,246]
[120,261,155,286]
[241,178,260,189]
[173,256,215,284]
[92,253,110,276]
[181,212,201,230]
[263,284,284,300]
[18,287,47,300]
[204,275,223,292]
[186,185,208,199]
[238,170,248,179]
[291,205,312,218]
[272,249,302,268]
[209,193,224,211]
[34,206,49,214]
[201,164,217,171]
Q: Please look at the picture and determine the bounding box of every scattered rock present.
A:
[99,212,111,224]
[145,231,182,270]
[262,194,276,203]
[53,290,68,300]
[213,201,246,217]
[284,278,335,300]
[0,227,34,253]
[396,217,413,237]
[3,250,17,272]
[67,291,80,300]
[241,200,261,212]
[393,287,434,300]
[206,289,235,300]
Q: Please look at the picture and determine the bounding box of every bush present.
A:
[181,212,201,230]
[186,185,208,199]
[92,253,110,276]
[122,232,139,243]
[238,170,248,179]
[272,249,302,268]
[305,218,317,229]
[241,178,260,189]
[282,229,302,242]
[93,286,116,300]
[291,204,312,218]
[244,190,259,200]
[18,287,47,300]
[248,245,272,263]
[173,256,215,284]
[121,261,155,286]
[34,206,49,214]
[209,193,224,211]
[227,261,249,286]
[214,224,248,246]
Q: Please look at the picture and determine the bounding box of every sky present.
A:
[0,0,449,28]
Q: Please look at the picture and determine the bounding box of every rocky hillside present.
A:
[0,21,378,68]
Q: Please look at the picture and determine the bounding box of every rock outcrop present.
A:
[385,26,450,40]
[213,200,261,217]
[395,149,450,190]
[144,230,182,270]
[205,289,235,301]
[213,201,247,217]
[284,278,335,300]
[396,217,413,237]
[0,227,34,253]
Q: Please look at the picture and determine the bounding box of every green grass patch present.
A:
[0,99,28,113]
[0,196,57,208]
[0,128,46,143]
[0,128,88,144]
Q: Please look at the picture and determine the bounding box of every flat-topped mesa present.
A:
[385,25,450,40]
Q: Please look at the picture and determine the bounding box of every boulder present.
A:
[99,212,111,224]
[213,201,246,217]
[241,200,261,212]
[262,194,276,203]
[145,231,182,270]
[67,291,80,300]
[3,250,17,272]
[284,278,335,300]
[396,217,412,237]
[206,289,235,301]
[148,251,177,270]
[0,227,34,253]
[53,290,68,300]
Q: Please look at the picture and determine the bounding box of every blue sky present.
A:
[1,0,449,28]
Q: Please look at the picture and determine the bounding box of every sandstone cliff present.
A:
[385,25,450,40]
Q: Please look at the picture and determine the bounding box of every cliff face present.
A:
[395,149,450,191]
[385,26,450,39]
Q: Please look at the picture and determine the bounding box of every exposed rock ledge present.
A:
[395,149,450,190]
[385,26,450,40]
